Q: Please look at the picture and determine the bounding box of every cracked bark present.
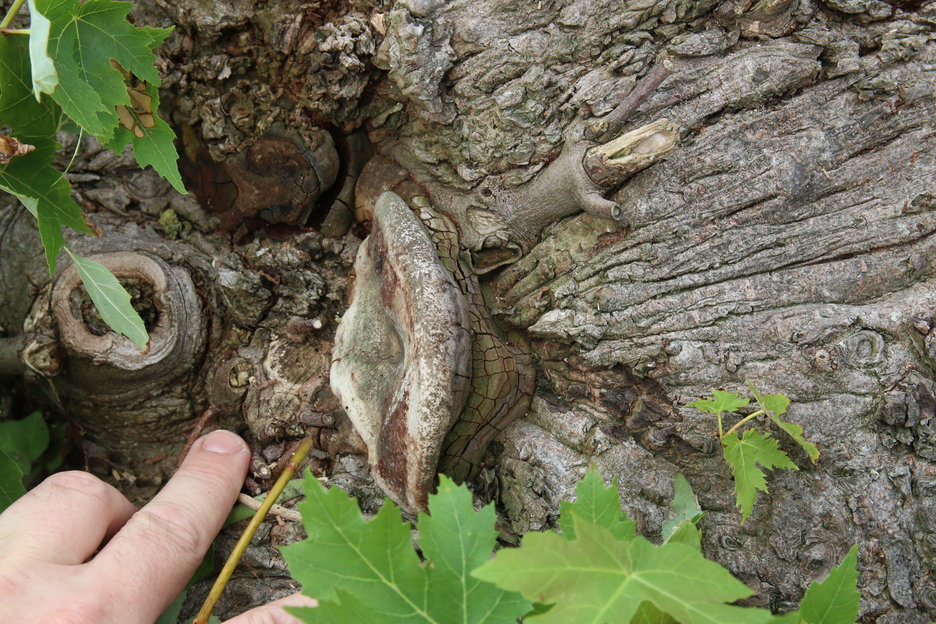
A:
[0,0,935,621]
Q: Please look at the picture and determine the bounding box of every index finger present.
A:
[87,430,250,624]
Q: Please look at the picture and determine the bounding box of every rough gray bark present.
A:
[368,1,936,619]
[477,4,936,623]
[1,0,935,622]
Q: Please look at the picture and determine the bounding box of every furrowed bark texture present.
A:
[367,1,936,621]
[479,8,936,624]
[1,0,935,621]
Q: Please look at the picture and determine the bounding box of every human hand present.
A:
[0,429,317,623]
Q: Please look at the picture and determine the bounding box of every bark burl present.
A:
[1,0,935,621]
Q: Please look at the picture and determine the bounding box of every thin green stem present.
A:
[192,437,315,624]
[58,128,84,180]
[0,27,29,34]
[723,409,766,438]
[717,412,724,438]
[0,0,27,29]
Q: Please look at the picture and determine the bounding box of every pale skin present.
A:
[0,430,317,623]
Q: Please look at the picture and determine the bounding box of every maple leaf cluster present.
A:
[0,0,186,348]
[283,468,859,624]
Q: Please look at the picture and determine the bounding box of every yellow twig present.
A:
[192,437,315,624]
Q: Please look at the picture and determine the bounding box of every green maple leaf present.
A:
[749,384,820,464]
[35,0,184,190]
[0,33,92,271]
[101,82,185,192]
[666,520,703,551]
[27,0,58,98]
[799,546,860,624]
[631,602,680,624]
[0,412,49,475]
[687,390,750,416]
[1,9,152,346]
[420,477,531,621]
[0,449,26,514]
[474,514,797,624]
[303,589,402,623]
[0,412,50,513]
[39,0,165,137]
[661,474,705,544]
[559,466,635,541]
[768,416,819,464]
[747,383,790,417]
[282,473,530,623]
[722,430,798,522]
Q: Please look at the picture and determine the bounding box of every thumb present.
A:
[224,593,319,624]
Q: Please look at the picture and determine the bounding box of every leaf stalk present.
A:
[722,409,766,439]
[0,0,27,29]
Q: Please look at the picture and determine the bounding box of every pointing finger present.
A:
[89,430,250,624]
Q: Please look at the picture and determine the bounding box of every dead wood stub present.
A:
[50,251,204,386]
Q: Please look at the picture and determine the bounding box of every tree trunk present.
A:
[1,0,935,621]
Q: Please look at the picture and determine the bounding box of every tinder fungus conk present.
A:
[331,192,472,511]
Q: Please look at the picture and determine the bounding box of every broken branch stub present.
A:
[489,117,681,240]
[49,251,205,393]
[583,118,681,190]
[330,191,472,511]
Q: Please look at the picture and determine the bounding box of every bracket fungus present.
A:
[332,191,536,511]
[331,191,473,511]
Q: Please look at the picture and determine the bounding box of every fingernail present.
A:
[199,430,246,455]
